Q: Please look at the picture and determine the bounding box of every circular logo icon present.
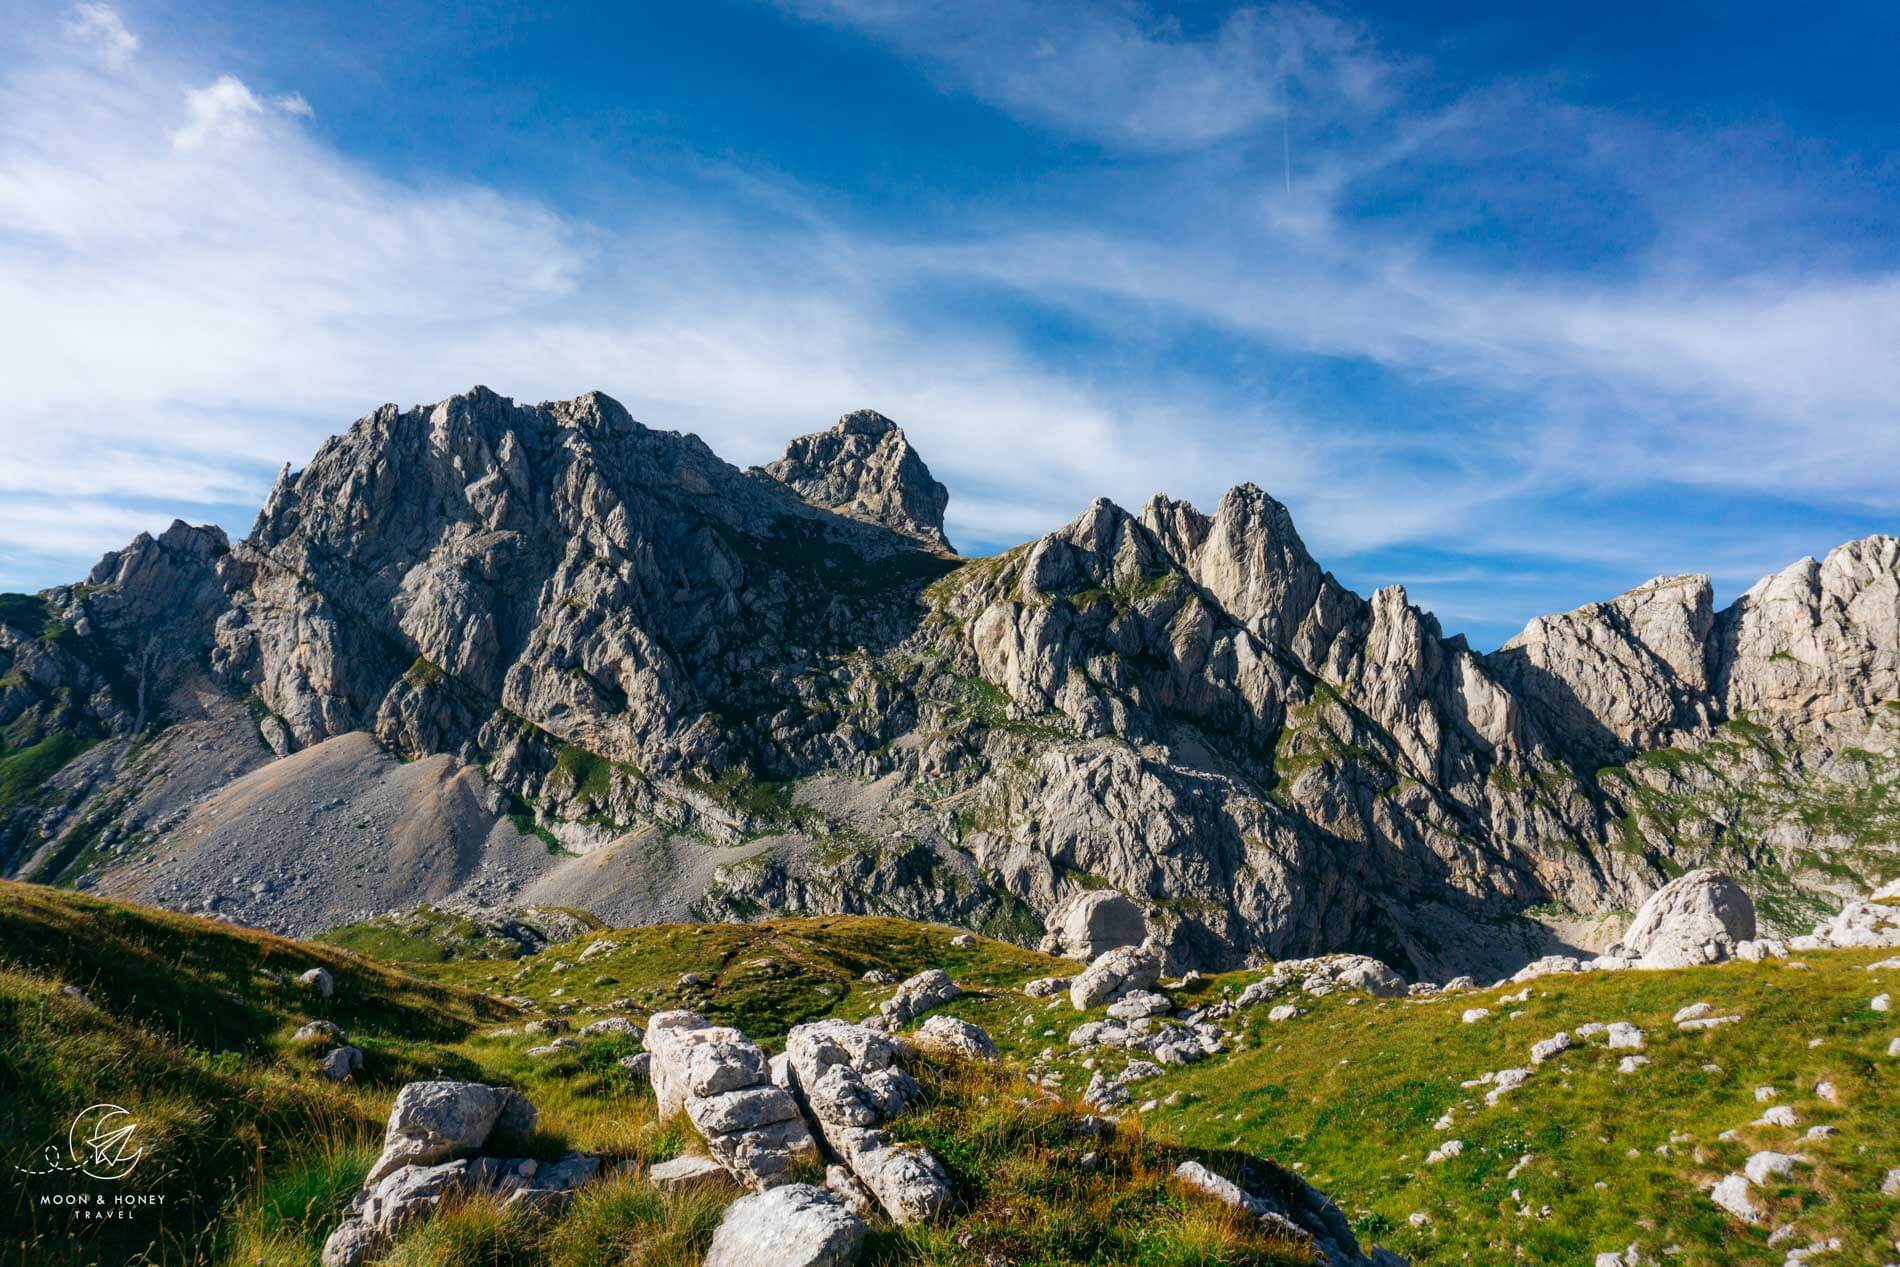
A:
[68,1104,143,1180]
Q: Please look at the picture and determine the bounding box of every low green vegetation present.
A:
[5,882,1897,1267]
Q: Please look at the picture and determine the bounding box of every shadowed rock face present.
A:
[5,386,1897,977]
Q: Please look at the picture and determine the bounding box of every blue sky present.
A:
[2,1,1897,647]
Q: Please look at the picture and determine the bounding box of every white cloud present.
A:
[63,3,137,70]
[2,2,1895,649]
[173,74,265,151]
[274,92,314,119]
[780,0,1388,150]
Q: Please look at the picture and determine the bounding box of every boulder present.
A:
[1623,870,1756,968]
[298,967,335,998]
[318,1045,365,1082]
[1023,976,1071,998]
[910,1016,999,1062]
[580,1016,641,1038]
[293,1020,346,1045]
[1039,890,1147,961]
[1070,944,1162,1010]
[703,1183,866,1267]
[879,970,961,1024]
[364,1081,536,1184]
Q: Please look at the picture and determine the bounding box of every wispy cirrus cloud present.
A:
[1,1,1895,648]
[778,0,1390,150]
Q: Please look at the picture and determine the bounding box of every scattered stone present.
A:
[1709,1174,1764,1224]
[527,1038,580,1057]
[1744,1152,1799,1186]
[1754,1106,1799,1128]
[1485,1068,1532,1106]
[1873,993,1892,1013]
[293,1020,346,1045]
[1461,1008,1490,1024]
[580,1017,641,1038]
[1882,1168,1900,1197]
[646,1011,818,1191]
[1172,1161,1312,1246]
[703,1183,865,1267]
[783,1019,951,1224]
[949,933,976,948]
[1754,1086,1777,1102]
[881,970,962,1024]
[1617,1055,1650,1074]
[1426,1140,1464,1164]
[1679,1014,1742,1032]
[1606,1022,1646,1050]
[298,967,335,998]
[1268,1005,1299,1023]
[1673,1002,1711,1024]
[618,1053,651,1079]
[1814,1079,1840,1104]
[1622,869,1757,968]
[1107,990,1173,1021]
[319,1046,365,1081]
[678,972,708,988]
[860,969,896,985]
[524,1019,569,1036]
[1530,1032,1573,1064]
[911,1016,999,1062]
[1070,945,1162,1010]
[364,1081,537,1185]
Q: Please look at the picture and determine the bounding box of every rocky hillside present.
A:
[1,387,1895,977]
[3,881,1894,1266]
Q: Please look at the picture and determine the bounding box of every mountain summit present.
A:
[0,388,1893,979]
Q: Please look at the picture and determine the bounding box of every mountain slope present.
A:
[1,387,1895,976]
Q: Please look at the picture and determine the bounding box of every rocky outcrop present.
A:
[782,1020,953,1224]
[1070,944,1162,1009]
[363,1080,536,1184]
[761,410,951,550]
[1620,869,1756,968]
[645,1010,818,1190]
[324,1082,591,1267]
[1490,575,1716,761]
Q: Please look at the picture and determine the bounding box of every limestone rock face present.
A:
[1040,889,1147,961]
[1718,536,1900,727]
[762,410,951,550]
[1490,575,1717,760]
[1622,869,1757,968]
[13,383,1900,984]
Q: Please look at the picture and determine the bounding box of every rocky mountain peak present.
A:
[761,409,952,550]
